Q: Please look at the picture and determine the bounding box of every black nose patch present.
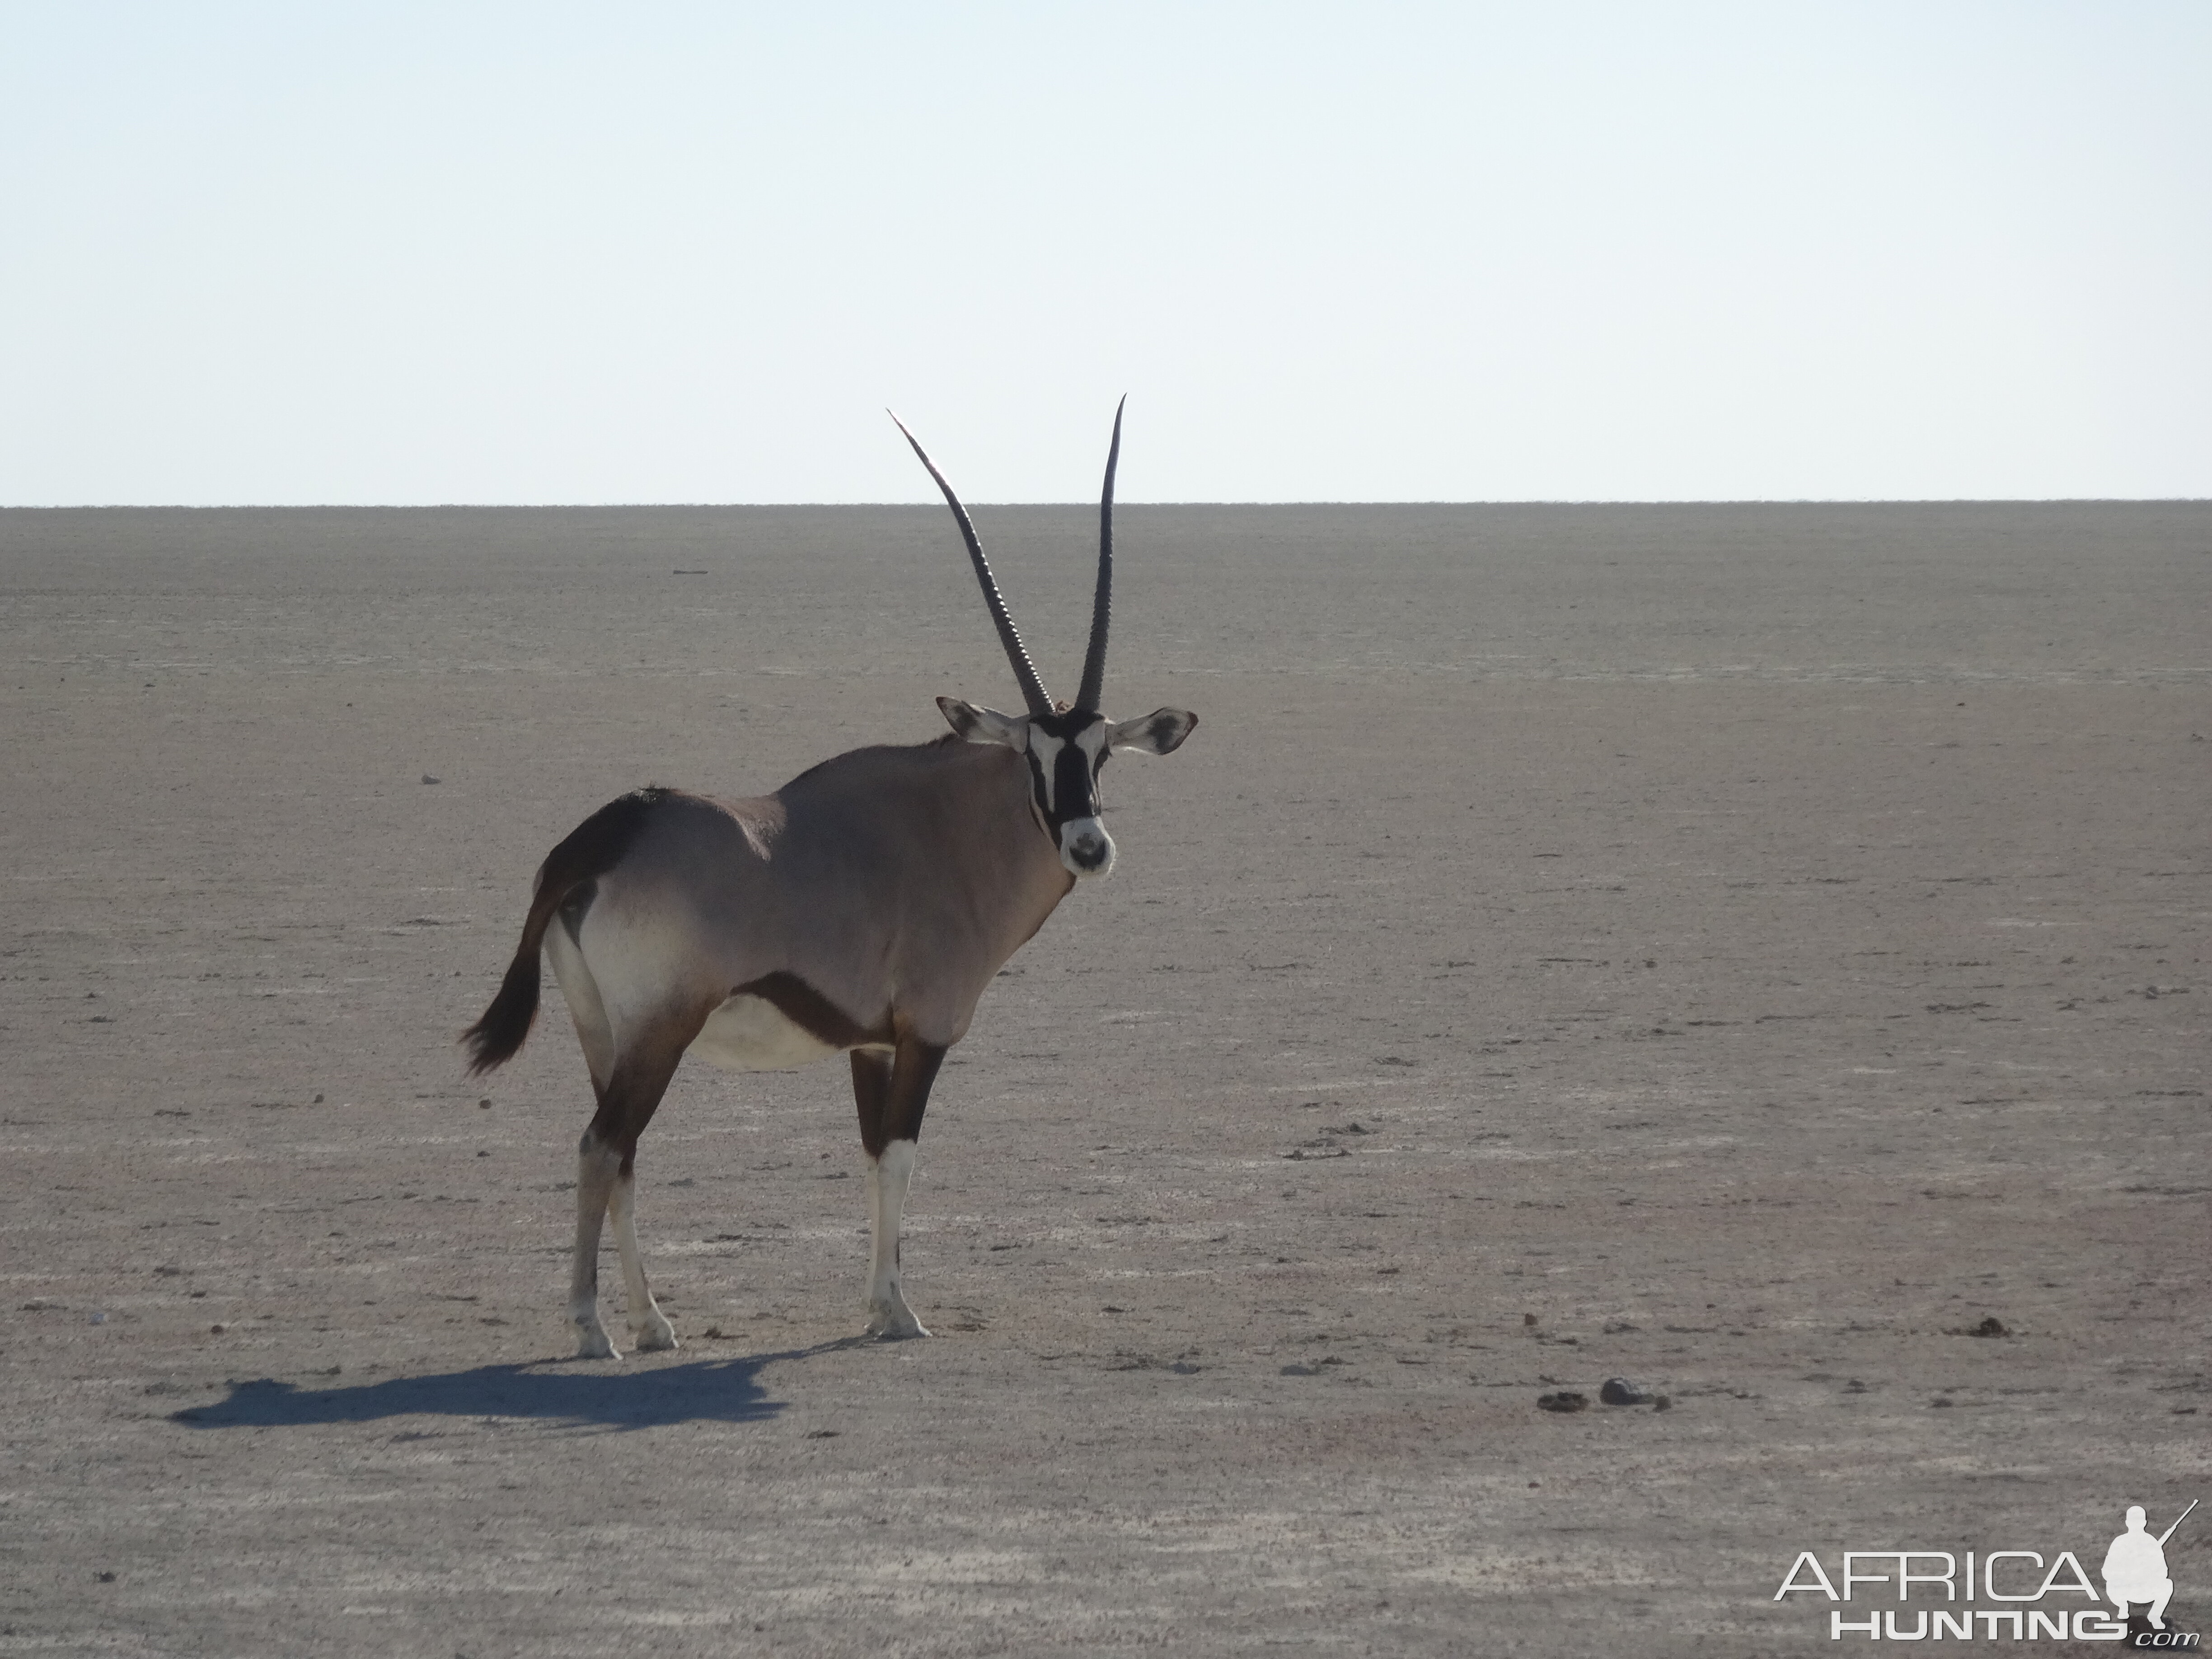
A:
[1066,833,1110,870]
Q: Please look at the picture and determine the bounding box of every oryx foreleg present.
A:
[850,1038,946,1339]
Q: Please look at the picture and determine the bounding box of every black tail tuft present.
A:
[462,948,541,1074]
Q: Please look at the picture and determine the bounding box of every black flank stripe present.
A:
[729,972,893,1050]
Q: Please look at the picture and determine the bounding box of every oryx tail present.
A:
[463,788,666,1073]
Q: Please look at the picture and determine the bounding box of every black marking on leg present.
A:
[851,1049,894,1159]
[884,1039,947,1147]
[582,1007,711,1177]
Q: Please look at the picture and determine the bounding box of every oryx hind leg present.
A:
[570,1133,623,1358]
[851,1038,946,1340]
[569,1012,703,1359]
[608,1166,676,1352]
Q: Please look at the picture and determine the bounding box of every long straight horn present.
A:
[1073,395,1124,714]
[890,411,1054,717]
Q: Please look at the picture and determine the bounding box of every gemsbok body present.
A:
[464,403,1195,1356]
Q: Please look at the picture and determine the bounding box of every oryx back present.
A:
[545,736,1073,1088]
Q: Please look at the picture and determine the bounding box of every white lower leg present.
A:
[609,1170,676,1350]
[862,1139,928,1338]
[570,1136,622,1359]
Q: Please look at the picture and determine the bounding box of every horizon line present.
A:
[5,497,2209,511]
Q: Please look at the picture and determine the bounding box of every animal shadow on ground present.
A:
[168,1340,867,1434]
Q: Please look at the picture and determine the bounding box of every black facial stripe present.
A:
[1052,741,1096,825]
[1021,712,1111,835]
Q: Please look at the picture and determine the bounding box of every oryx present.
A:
[463,402,1196,1356]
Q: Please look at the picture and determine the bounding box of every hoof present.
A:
[574,1326,619,1360]
[633,1321,679,1353]
[864,1303,931,1340]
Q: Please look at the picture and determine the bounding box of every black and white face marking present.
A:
[937,698,1198,880]
[1021,710,1115,876]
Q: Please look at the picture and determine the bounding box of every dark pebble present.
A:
[1599,1377,1652,1406]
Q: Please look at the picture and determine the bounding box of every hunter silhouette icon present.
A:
[2105,1500,2196,1631]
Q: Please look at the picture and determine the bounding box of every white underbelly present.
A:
[690,993,839,1073]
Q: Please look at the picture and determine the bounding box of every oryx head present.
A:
[893,400,1197,879]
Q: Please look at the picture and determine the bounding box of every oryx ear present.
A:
[937,696,1028,749]
[1106,707,1197,756]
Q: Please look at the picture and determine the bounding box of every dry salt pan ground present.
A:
[1,502,2207,1657]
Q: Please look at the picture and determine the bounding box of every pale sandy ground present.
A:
[1,503,2206,1657]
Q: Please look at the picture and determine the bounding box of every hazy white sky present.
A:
[2,3,2205,504]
